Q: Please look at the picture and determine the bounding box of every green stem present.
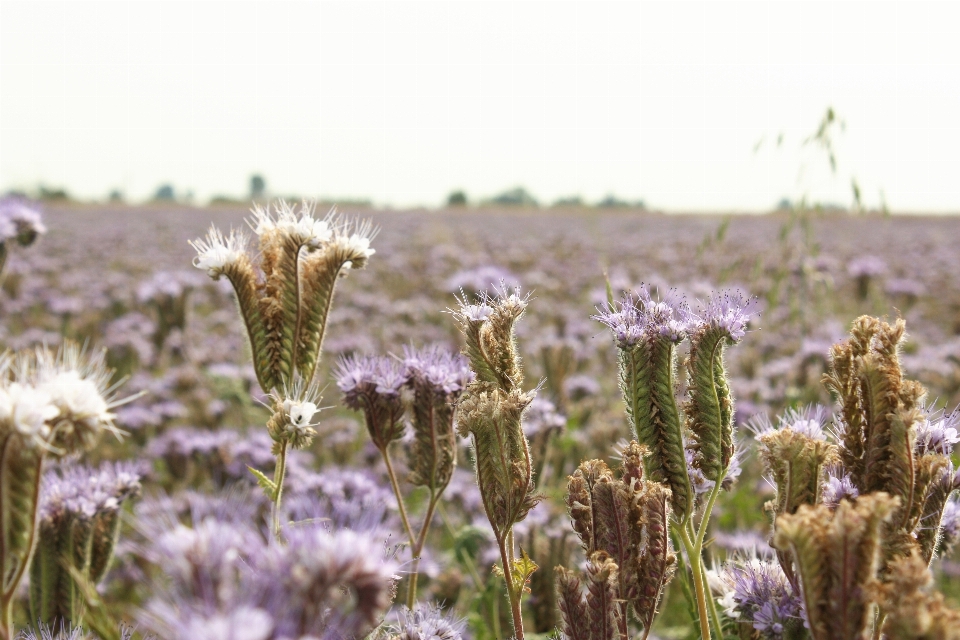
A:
[272,439,289,538]
[678,524,712,640]
[380,446,415,545]
[379,445,420,608]
[0,595,11,640]
[406,489,440,609]
[699,545,725,640]
[696,479,723,550]
[498,531,524,640]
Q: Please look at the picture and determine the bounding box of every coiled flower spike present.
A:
[593,287,693,521]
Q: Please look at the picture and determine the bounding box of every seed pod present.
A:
[773,492,898,640]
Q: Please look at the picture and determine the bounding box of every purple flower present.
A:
[847,255,887,278]
[391,603,467,640]
[718,559,802,639]
[941,498,960,548]
[691,290,757,342]
[593,286,692,347]
[821,469,859,508]
[335,354,408,448]
[336,354,407,405]
[915,407,960,456]
[402,345,473,396]
[256,527,400,639]
[39,460,143,524]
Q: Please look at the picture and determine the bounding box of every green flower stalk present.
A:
[0,342,134,640]
[190,200,375,535]
[453,286,541,640]
[593,289,692,521]
[593,287,755,640]
[684,292,753,488]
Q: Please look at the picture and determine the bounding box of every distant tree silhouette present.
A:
[250,174,266,200]
[154,184,175,201]
[446,190,467,206]
[487,186,538,207]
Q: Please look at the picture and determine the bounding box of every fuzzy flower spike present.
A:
[684,291,756,496]
[31,461,142,627]
[190,200,376,392]
[190,200,376,536]
[0,341,133,640]
[452,284,541,640]
[592,287,694,521]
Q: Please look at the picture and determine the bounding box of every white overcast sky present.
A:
[2,0,959,211]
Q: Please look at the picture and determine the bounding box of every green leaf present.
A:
[248,466,277,501]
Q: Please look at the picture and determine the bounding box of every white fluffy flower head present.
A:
[283,399,319,430]
[189,227,247,277]
[3,382,58,448]
[250,200,332,249]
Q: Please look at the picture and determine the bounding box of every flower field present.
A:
[1,201,959,640]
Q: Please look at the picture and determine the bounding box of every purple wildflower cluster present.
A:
[915,407,960,456]
[592,287,693,346]
[336,354,407,407]
[821,468,860,509]
[39,460,143,524]
[594,286,756,347]
[717,559,803,639]
[140,508,399,640]
[402,345,474,396]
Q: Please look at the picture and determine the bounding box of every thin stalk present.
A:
[696,538,725,640]
[272,439,290,537]
[406,489,441,609]
[873,611,886,640]
[678,524,712,640]
[693,475,725,640]
[497,532,525,640]
[696,479,723,550]
[380,446,415,544]
[0,596,11,640]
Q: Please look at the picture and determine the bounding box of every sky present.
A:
[2,0,960,211]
